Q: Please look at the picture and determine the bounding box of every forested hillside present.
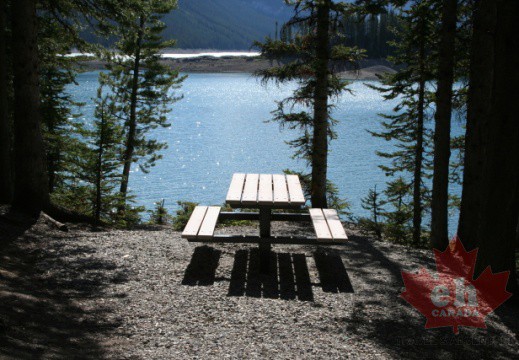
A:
[144,0,291,50]
[81,0,397,56]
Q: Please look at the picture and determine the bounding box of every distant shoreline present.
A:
[75,54,397,80]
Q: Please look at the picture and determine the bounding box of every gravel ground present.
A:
[1,215,518,359]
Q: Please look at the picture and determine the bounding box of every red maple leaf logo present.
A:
[401,236,512,334]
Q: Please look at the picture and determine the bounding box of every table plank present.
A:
[241,173,260,205]
[322,209,348,241]
[286,174,306,205]
[182,206,208,239]
[273,174,290,205]
[198,206,221,240]
[226,173,246,204]
[258,174,273,205]
[309,208,333,241]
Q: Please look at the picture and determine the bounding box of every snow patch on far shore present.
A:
[64,51,261,59]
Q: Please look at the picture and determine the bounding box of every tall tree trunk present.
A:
[0,0,13,203]
[373,186,382,240]
[474,0,519,294]
[119,16,145,211]
[515,211,519,261]
[311,0,330,208]
[457,0,496,250]
[46,118,57,193]
[516,212,519,248]
[11,0,49,215]
[95,105,105,223]
[412,17,426,245]
[431,0,457,250]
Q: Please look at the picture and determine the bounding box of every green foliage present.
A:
[382,177,412,242]
[27,1,187,226]
[99,0,185,212]
[34,0,151,221]
[50,185,93,217]
[341,10,402,59]
[359,185,386,239]
[38,8,85,194]
[366,1,438,243]
[172,201,252,231]
[255,1,365,208]
[100,4,185,169]
[148,199,172,225]
[255,1,365,164]
[53,83,146,227]
[114,203,145,228]
[283,169,351,217]
[218,203,254,227]
[73,85,124,223]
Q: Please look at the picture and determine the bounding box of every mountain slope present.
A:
[162,0,292,49]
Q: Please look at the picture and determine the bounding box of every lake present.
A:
[69,71,464,235]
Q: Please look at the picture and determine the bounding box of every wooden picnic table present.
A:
[182,172,348,273]
[225,173,305,272]
[226,173,306,238]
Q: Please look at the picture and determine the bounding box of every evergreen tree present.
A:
[38,10,84,194]
[383,176,413,244]
[32,0,140,217]
[148,199,172,225]
[359,185,386,239]
[430,0,457,250]
[100,0,185,214]
[83,86,123,223]
[255,0,365,208]
[339,9,400,59]
[367,0,437,246]
[0,0,149,218]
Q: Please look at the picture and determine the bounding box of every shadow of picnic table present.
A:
[182,234,519,359]
[182,245,354,301]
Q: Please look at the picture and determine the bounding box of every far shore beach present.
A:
[73,52,397,80]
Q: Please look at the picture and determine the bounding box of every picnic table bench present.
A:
[181,173,348,271]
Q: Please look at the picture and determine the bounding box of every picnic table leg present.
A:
[259,207,271,274]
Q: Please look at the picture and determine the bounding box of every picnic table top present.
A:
[226,173,306,208]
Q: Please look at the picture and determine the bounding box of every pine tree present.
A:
[99,0,185,214]
[255,0,365,208]
[148,199,172,225]
[1,0,147,217]
[339,10,400,59]
[38,11,84,194]
[360,185,386,239]
[430,0,457,250]
[383,177,413,243]
[367,0,437,246]
[83,86,123,223]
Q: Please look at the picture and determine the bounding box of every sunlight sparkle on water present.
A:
[68,72,464,235]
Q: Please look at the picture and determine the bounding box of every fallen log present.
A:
[45,202,97,225]
[41,212,68,232]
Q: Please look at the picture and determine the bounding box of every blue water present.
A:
[69,71,464,235]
